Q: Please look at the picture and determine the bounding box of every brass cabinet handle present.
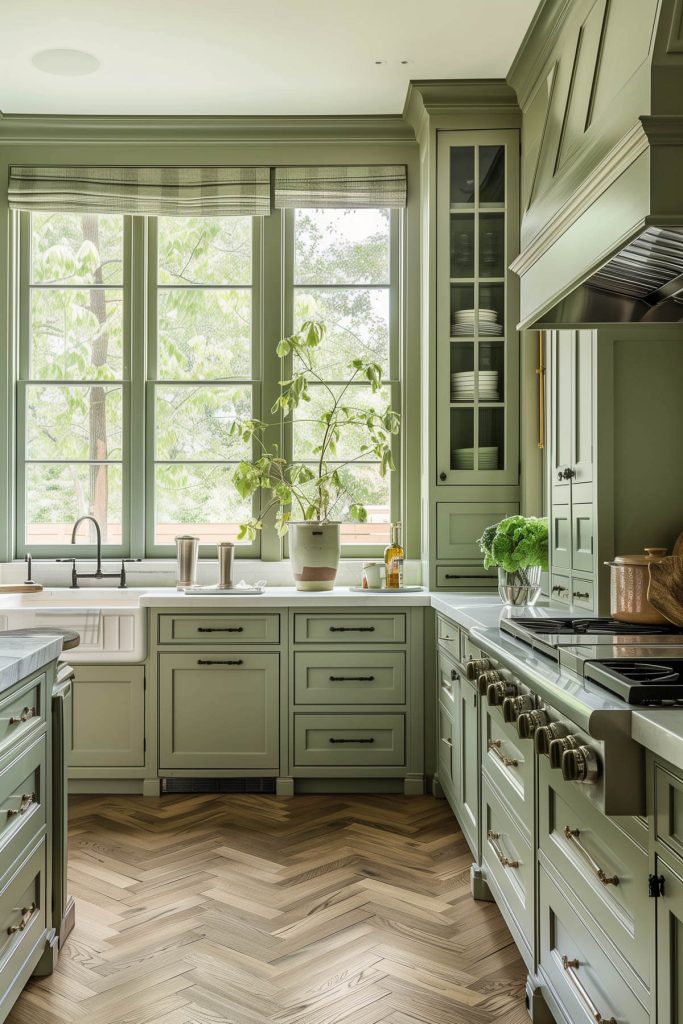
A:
[488,739,519,768]
[487,830,519,869]
[329,626,375,633]
[561,954,617,1024]
[197,626,243,633]
[197,659,243,666]
[9,707,38,726]
[563,826,619,886]
[7,793,36,819]
[329,676,375,682]
[8,903,36,935]
[329,737,374,744]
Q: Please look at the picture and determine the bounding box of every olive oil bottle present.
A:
[384,522,404,589]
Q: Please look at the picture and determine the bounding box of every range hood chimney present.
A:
[510,0,683,328]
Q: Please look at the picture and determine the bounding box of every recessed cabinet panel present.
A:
[572,504,594,573]
[656,853,683,1024]
[293,652,405,705]
[159,614,280,645]
[294,614,405,645]
[437,502,519,561]
[438,704,455,794]
[654,761,683,862]
[551,331,573,495]
[551,506,571,572]
[574,330,594,485]
[293,714,405,767]
[71,666,145,768]
[550,573,571,604]
[482,774,533,960]
[459,680,479,851]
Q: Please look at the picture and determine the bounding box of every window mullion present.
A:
[259,209,286,561]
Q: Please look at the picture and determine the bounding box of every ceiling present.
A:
[0,0,539,116]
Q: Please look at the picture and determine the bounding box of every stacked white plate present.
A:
[450,307,504,337]
[451,446,499,470]
[451,370,499,402]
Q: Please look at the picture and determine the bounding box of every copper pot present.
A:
[604,548,669,623]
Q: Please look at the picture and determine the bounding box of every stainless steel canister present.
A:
[217,542,235,589]
[175,535,199,590]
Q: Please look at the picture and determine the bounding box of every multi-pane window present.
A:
[291,208,397,547]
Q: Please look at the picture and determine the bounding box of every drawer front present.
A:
[0,675,46,759]
[482,775,533,953]
[654,759,683,861]
[437,652,457,717]
[436,502,519,561]
[539,758,649,987]
[436,566,496,590]
[0,736,46,872]
[0,837,47,986]
[570,575,594,610]
[437,703,455,794]
[539,866,649,1024]
[294,652,405,705]
[482,705,532,839]
[436,616,460,661]
[158,613,280,644]
[293,714,405,767]
[294,614,405,645]
[550,573,571,605]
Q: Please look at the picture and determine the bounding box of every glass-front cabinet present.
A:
[436,130,519,486]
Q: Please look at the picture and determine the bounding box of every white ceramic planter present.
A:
[289,522,341,591]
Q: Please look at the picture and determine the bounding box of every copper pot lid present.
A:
[610,547,668,566]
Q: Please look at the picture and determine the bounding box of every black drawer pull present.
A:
[197,627,244,633]
[329,626,376,632]
[329,676,375,682]
[573,591,590,600]
[197,659,244,666]
[329,737,375,744]
[444,574,487,580]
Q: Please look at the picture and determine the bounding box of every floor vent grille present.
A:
[161,777,276,795]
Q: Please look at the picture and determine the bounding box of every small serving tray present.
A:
[349,585,423,594]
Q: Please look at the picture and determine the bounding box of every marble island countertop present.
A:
[0,633,64,695]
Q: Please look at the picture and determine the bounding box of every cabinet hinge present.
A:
[648,873,665,898]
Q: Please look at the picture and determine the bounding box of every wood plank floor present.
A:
[9,794,527,1024]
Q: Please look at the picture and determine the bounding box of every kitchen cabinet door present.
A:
[550,330,573,502]
[551,505,571,571]
[573,329,594,485]
[656,853,683,1024]
[458,677,479,856]
[571,503,594,574]
[159,653,279,770]
[70,665,145,768]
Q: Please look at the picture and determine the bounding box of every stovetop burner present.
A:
[508,617,683,637]
[585,658,683,705]
[595,660,681,684]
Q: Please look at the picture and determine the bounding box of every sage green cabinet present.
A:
[70,666,145,769]
[436,501,519,560]
[655,853,683,1024]
[158,653,279,771]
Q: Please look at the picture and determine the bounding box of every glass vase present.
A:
[497,565,542,607]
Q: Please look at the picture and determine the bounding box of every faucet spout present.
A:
[71,516,103,574]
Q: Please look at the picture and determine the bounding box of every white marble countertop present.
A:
[139,586,433,608]
[0,634,64,695]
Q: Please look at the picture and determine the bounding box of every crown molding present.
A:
[404,79,519,119]
[507,0,575,108]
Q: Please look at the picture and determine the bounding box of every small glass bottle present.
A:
[384,523,404,589]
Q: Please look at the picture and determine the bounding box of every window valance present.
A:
[8,165,272,217]
[274,165,407,209]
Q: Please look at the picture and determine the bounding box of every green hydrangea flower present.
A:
[477,515,549,572]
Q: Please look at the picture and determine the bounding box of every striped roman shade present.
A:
[274,165,407,209]
[8,166,272,217]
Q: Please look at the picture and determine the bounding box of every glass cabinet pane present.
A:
[450,284,475,336]
[478,281,505,329]
[450,147,475,204]
[450,343,474,403]
[479,145,505,204]
[478,342,504,401]
[450,213,474,278]
[479,407,504,469]
[479,212,505,278]
[451,408,474,470]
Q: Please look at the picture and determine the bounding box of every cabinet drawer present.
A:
[436,566,497,589]
[0,675,46,760]
[0,736,46,873]
[538,758,649,988]
[570,576,594,610]
[293,614,405,645]
[654,759,683,861]
[293,714,405,767]
[550,573,571,605]
[436,616,460,661]
[294,653,405,705]
[482,705,532,841]
[0,837,47,988]
[539,866,649,1024]
[482,774,533,957]
[158,613,280,644]
[437,502,519,560]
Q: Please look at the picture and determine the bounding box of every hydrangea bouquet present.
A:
[478,515,549,605]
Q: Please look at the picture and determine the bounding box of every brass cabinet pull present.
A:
[561,954,617,1024]
[197,659,243,666]
[329,737,374,744]
[8,903,36,935]
[488,739,519,768]
[487,830,519,868]
[7,793,36,819]
[9,707,38,726]
[197,626,243,633]
[329,676,375,682]
[563,826,619,886]
[329,626,375,632]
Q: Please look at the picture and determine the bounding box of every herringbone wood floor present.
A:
[9,794,527,1024]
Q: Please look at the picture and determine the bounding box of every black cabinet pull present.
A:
[329,737,375,744]
[329,626,375,632]
[197,659,244,666]
[329,676,375,682]
[573,591,590,600]
[197,626,244,633]
[444,574,485,580]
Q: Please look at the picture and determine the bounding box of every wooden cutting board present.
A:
[648,557,683,627]
[0,584,43,594]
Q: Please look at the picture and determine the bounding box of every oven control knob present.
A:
[517,709,548,739]
[548,734,579,769]
[486,680,519,705]
[502,694,535,723]
[477,668,512,695]
[561,745,601,784]
[465,658,492,681]
[535,722,570,756]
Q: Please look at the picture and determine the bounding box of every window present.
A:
[15,206,401,558]
[289,208,399,548]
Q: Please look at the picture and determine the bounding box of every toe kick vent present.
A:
[161,777,276,795]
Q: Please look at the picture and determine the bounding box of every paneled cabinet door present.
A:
[656,853,683,1024]
[158,653,279,770]
[70,665,145,768]
[573,329,594,486]
[550,330,573,501]
[458,678,479,854]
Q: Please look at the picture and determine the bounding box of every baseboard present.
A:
[294,777,405,794]
[69,779,145,794]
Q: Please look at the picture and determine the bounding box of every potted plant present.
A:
[230,320,400,591]
[478,515,549,606]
